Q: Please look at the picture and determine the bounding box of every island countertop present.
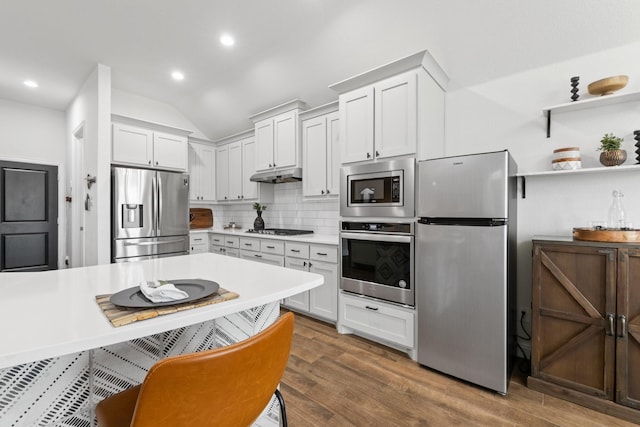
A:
[0,252,323,370]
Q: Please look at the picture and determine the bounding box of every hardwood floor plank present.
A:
[281,311,638,426]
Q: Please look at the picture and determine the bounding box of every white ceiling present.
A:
[2,0,640,140]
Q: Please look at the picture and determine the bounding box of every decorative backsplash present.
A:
[204,182,340,235]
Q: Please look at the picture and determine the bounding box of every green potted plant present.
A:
[252,203,267,231]
[597,133,626,166]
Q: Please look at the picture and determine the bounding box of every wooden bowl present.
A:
[588,75,628,96]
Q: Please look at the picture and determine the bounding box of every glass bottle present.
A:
[607,190,626,230]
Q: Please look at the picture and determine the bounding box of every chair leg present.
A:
[274,388,287,427]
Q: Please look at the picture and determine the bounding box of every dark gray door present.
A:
[0,161,58,271]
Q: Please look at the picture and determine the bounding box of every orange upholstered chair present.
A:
[96,312,294,427]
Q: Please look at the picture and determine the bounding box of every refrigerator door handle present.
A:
[124,239,185,246]
[157,174,162,235]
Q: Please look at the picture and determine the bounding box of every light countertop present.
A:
[190,228,339,245]
[0,253,323,369]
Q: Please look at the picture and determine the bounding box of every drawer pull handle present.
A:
[244,243,253,246]
[266,245,275,249]
[291,249,301,253]
[227,241,234,244]
[316,252,327,256]
[254,254,262,258]
[365,305,379,311]
[618,314,627,338]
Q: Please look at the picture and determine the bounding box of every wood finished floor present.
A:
[280,311,638,427]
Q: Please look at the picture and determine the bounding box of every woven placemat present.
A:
[96,288,239,327]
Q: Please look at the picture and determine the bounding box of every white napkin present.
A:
[139,280,189,303]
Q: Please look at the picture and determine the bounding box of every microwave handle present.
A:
[340,232,412,244]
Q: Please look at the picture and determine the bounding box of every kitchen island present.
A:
[0,253,323,426]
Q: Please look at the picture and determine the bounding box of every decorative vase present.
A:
[253,210,265,231]
[599,149,627,167]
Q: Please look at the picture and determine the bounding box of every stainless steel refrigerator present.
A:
[416,150,517,394]
[111,166,190,263]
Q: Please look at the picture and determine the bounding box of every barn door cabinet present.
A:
[329,50,447,164]
[529,239,640,423]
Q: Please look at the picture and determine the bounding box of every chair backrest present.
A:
[129,312,294,427]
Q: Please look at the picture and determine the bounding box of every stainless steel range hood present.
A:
[249,167,302,183]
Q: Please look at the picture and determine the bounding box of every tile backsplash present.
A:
[196,182,340,235]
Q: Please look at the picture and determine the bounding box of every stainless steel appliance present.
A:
[416,150,517,394]
[245,228,313,236]
[340,221,414,306]
[111,166,190,263]
[340,158,414,218]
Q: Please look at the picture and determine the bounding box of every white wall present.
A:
[0,99,67,267]
[112,89,209,140]
[445,41,640,345]
[66,64,112,266]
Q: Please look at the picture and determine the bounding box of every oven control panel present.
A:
[341,221,413,234]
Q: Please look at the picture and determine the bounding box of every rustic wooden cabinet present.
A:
[529,239,640,422]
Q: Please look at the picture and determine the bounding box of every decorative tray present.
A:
[109,279,220,308]
[572,227,640,243]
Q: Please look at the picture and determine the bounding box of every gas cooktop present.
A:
[245,228,314,236]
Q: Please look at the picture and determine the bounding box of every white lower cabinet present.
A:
[283,242,338,322]
[189,234,208,254]
[339,292,414,349]
[209,233,239,257]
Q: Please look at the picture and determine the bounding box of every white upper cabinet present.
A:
[215,144,229,202]
[188,140,215,202]
[112,121,188,171]
[249,100,307,172]
[214,131,272,204]
[329,50,448,164]
[301,102,340,198]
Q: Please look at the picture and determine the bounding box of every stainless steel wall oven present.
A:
[340,221,414,306]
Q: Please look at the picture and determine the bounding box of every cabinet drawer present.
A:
[261,240,285,255]
[224,236,240,248]
[209,234,225,246]
[240,237,261,252]
[340,293,414,348]
[310,245,338,263]
[286,242,310,259]
[189,234,208,245]
[241,250,284,267]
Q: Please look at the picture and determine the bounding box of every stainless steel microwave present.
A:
[340,158,415,218]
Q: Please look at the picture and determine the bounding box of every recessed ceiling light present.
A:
[220,34,235,47]
[171,71,185,81]
[24,80,38,88]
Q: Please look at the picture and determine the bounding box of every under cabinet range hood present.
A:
[249,167,302,183]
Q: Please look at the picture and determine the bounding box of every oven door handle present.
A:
[340,232,412,244]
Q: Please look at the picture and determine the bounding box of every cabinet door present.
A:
[273,110,297,169]
[215,145,229,201]
[302,116,328,197]
[339,86,374,164]
[616,248,640,409]
[374,71,417,159]
[242,137,259,201]
[228,141,243,201]
[309,261,337,321]
[188,144,201,201]
[199,144,215,201]
[255,118,274,171]
[112,123,153,166]
[153,132,188,170]
[326,111,340,196]
[532,243,616,399]
[284,258,310,311]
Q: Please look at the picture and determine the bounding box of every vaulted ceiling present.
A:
[2,0,640,140]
